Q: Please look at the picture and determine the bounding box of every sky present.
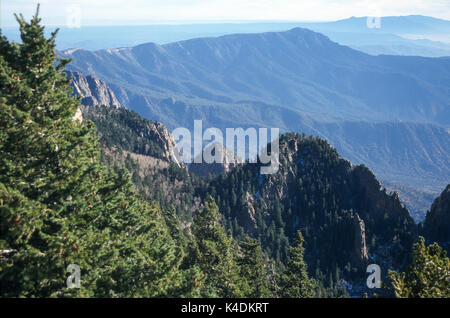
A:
[1,0,450,27]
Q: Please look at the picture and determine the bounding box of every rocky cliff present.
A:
[67,71,121,108]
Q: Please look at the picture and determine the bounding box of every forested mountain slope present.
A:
[199,134,417,294]
[81,106,200,222]
[62,28,450,216]
[2,6,448,300]
[82,105,418,295]
[423,185,450,252]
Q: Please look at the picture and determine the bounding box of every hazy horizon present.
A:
[2,15,450,29]
[1,0,450,27]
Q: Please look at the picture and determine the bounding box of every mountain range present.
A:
[62,27,450,221]
[297,15,450,57]
[3,8,449,299]
[61,27,450,126]
[5,15,450,57]
[80,104,450,296]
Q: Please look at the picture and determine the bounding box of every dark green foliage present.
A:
[200,133,416,294]
[81,105,166,160]
[278,231,317,298]
[237,236,273,297]
[0,7,199,297]
[191,197,241,297]
[388,237,450,298]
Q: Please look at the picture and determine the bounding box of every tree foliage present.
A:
[237,236,272,297]
[279,231,317,298]
[388,237,450,298]
[1,6,448,300]
[192,197,241,297]
[0,6,199,297]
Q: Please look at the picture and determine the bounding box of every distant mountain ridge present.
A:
[5,15,450,55]
[62,27,450,126]
[312,15,450,36]
[61,27,450,219]
[312,121,450,192]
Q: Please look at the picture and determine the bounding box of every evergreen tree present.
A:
[192,196,241,297]
[237,236,272,297]
[0,6,199,297]
[388,237,450,298]
[279,231,317,298]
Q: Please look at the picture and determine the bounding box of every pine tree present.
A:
[237,236,272,297]
[279,231,317,298]
[0,6,198,297]
[388,237,450,298]
[192,196,241,297]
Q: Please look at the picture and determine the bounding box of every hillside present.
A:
[80,105,419,295]
[81,106,201,222]
[199,134,417,295]
[313,121,450,196]
[423,185,450,252]
[62,27,450,126]
[82,105,181,164]
[2,5,448,300]
[61,28,450,199]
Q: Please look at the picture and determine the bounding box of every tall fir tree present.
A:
[279,231,317,298]
[192,196,241,297]
[237,236,273,297]
[0,6,199,297]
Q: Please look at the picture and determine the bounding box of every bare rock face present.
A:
[188,142,241,177]
[67,71,121,108]
[241,191,258,235]
[150,121,184,167]
[67,72,181,167]
[347,211,369,266]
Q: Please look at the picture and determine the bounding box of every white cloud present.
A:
[1,0,450,26]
